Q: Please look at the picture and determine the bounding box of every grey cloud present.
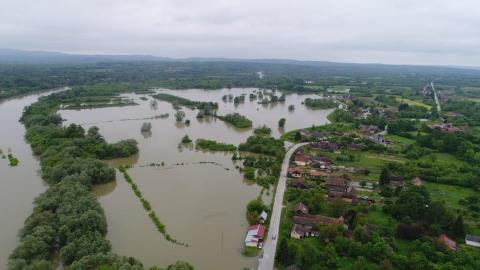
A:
[0,0,479,65]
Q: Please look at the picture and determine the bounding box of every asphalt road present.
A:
[431,81,441,112]
[257,142,309,270]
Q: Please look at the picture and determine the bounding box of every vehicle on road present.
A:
[272,234,277,240]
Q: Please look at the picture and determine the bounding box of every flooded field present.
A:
[0,88,332,270]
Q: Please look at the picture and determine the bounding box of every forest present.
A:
[3,59,480,101]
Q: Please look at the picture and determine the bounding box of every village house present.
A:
[378,109,390,120]
[465,234,480,247]
[312,141,339,152]
[360,108,372,119]
[308,169,329,178]
[310,156,332,170]
[288,167,303,178]
[293,154,311,166]
[258,211,268,224]
[294,202,309,216]
[293,214,344,227]
[285,265,301,270]
[352,195,375,205]
[359,124,381,135]
[298,130,328,142]
[290,224,306,240]
[412,176,423,186]
[438,234,457,252]
[292,215,316,227]
[295,147,306,155]
[291,214,343,240]
[289,178,309,189]
[430,123,460,133]
[368,134,390,145]
[245,224,265,248]
[344,186,357,199]
[325,176,348,198]
[298,130,312,141]
[347,143,363,151]
[390,176,405,188]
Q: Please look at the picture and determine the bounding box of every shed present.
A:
[466,234,480,247]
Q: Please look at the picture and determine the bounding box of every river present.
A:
[1,87,332,270]
[0,89,67,268]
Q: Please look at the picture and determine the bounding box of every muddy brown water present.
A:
[0,89,67,268]
[1,88,331,270]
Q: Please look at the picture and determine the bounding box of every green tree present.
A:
[379,167,391,186]
[452,215,465,239]
[276,239,292,266]
[294,131,302,141]
[244,167,256,180]
[278,118,286,128]
[167,261,194,270]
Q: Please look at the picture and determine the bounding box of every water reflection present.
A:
[106,153,140,167]
[141,131,152,139]
[93,178,118,197]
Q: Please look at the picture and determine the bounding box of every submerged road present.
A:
[257,142,309,270]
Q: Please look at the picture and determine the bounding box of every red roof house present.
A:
[245,224,266,248]
[438,234,457,252]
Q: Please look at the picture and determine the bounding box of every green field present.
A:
[304,84,324,90]
[309,149,405,181]
[366,209,397,227]
[385,134,416,145]
[425,182,480,234]
[418,152,468,167]
[395,97,432,109]
[327,85,351,93]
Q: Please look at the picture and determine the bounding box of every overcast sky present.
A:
[1,0,479,66]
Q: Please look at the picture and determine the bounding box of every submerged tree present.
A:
[141,122,152,132]
[175,111,186,122]
[181,135,192,144]
[278,118,286,127]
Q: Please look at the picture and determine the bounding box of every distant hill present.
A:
[1,48,479,75]
[0,49,173,64]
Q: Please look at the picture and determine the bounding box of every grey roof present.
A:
[285,265,301,270]
[466,234,480,243]
[259,210,268,220]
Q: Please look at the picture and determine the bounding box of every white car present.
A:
[272,234,277,240]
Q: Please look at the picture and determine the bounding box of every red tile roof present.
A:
[412,177,423,186]
[309,170,327,177]
[294,155,311,162]
[293,214,344,226]
[326,176,347,187]
[294,202,309,215]
[439,234,456,251]
[249,224,266,238]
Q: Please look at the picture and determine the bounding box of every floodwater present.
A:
[0,87,332,270]
[60,88,332,270]
[0,89,65,268]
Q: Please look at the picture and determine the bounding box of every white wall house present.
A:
[466,234,480,247]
